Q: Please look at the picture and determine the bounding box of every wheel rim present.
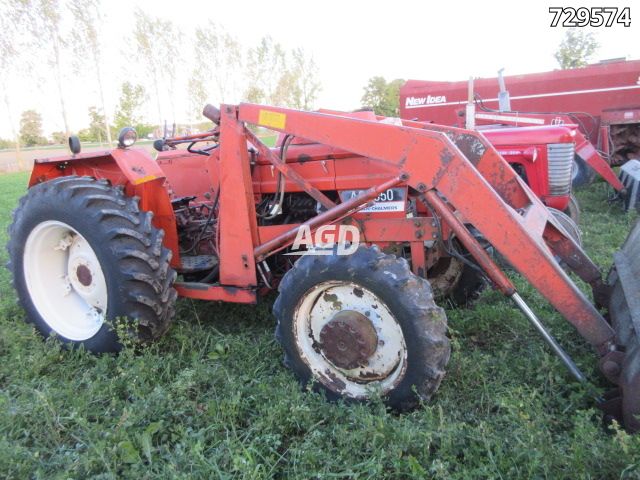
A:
[293,281,407,398]
[23,220,108,341]
[549,207,582,246]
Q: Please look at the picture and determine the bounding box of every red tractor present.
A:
[481,125,581,232]
[400,59,640,168]
[400,61,640,207]
[7,103,640,431]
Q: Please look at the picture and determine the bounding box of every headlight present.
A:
[118,127,138,148]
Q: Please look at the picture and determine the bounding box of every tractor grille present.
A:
[547,143,574,196]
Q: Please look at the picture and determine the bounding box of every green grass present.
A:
[259,135,277,147]
[1,172,639,479]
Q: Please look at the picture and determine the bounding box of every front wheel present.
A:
[7,176,177,352]
[273,246,450,410]
[563,193,581,225]
[572,155,596,189]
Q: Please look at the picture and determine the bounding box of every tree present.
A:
[50,131,66,144]
[272,70,301,109]
[187,70,208,125]
[20,110,46,146]
[272,48,320,110]
[554,28,599,69]
[133,10,181,126]
[0,2,27,167]
[187,26,243,125]
[0,138,15,149]
[12,0,71,134]
[290,48,320,110]
[113,82,147,132]
[161,25,182,122]
[361,77,405,117]
[69,0,112,145]
[133,10,162,126]
[243,38,320,110]
[244,36,287,105]
[193,26,243,103]
[87,106,107,143]
[77,128,94,142]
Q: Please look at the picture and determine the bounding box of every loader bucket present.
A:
[609,218,640,432]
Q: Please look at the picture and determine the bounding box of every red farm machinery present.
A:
[6,103,640,432]
[400,59,640,209]
[479,125,582,233]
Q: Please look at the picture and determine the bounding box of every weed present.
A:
[1,172,639,478]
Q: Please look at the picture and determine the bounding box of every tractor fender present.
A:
[28,147,181,268]
[29,147,165,187]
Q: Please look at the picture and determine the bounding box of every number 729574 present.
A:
[549,7,630,27]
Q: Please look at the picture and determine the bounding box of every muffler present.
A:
[608,218,640,431]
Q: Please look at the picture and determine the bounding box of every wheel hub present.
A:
[23,220,108,341]
[67,236,101,300]
[294,281,408,397]
[319,310,378,369]
[75,264,93,287]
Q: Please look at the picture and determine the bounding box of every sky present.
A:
[2,0,639,138]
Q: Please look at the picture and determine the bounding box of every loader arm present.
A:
[573,129,626,193]
[237,104,617,355]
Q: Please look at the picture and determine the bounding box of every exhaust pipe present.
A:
[466,77,475,130]
[203,104,221,125]
[497,68,511,112]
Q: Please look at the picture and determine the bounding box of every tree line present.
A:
[1,2,598,155]
[0,0,321,152]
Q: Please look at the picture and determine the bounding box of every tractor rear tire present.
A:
[6,176,177,353]
[572,155,597,189]
[273,246,450,410]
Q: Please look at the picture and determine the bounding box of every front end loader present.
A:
[6,103,640,431]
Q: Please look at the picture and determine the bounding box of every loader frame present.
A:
[29,103,628,398]
[203,104,618,355]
